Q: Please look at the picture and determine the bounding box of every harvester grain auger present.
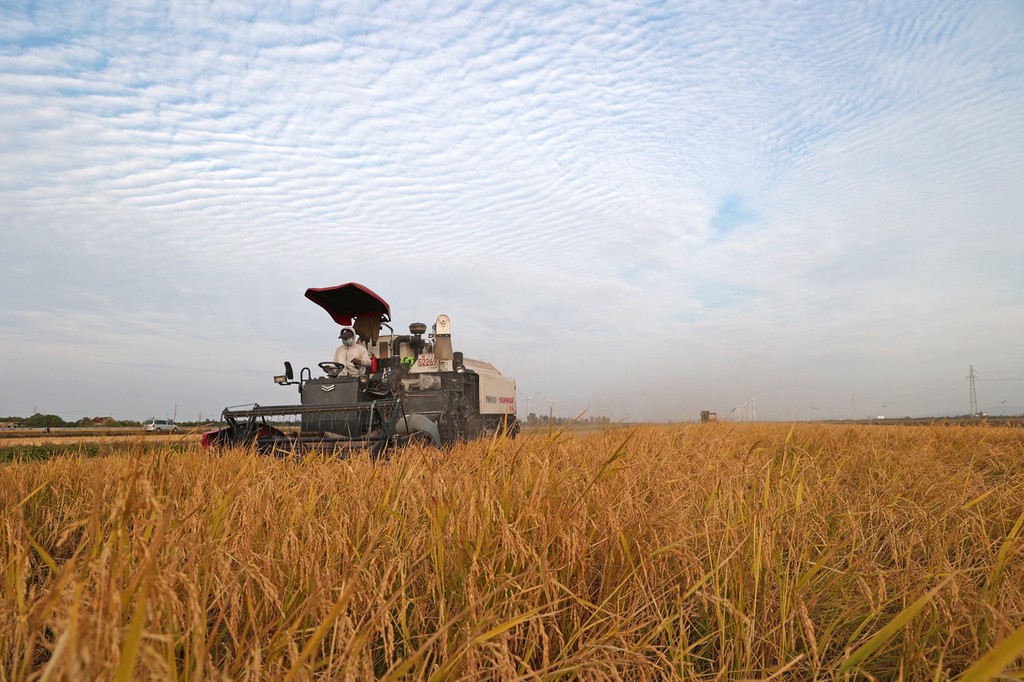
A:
[202,282,519,457]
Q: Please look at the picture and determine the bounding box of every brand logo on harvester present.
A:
[485,396,515,404]
[322,384,335,392]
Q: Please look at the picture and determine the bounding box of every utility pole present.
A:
[969,365,978,416]
[851,394,857,420]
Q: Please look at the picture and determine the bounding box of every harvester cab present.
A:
[203,282,519,456]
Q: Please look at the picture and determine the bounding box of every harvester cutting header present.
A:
[203,283,518,456]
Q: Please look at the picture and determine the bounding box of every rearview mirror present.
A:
[275,361,295,385]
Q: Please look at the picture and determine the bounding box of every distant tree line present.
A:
[0,414,146,428]
[523,413,611,426]
[0,413,222,428]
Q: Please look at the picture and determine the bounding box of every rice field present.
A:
[2,422,1023,680]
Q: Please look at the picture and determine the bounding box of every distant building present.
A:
[90,417,114,425]
[0,421,25,429]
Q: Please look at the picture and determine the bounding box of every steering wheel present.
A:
[318,362,345,377]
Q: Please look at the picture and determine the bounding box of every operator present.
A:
[333,327,372,377]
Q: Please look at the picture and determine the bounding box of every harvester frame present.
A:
[203,282,518,456]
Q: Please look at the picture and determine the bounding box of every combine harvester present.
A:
[203,283,518,457]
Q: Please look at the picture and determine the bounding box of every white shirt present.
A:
[333,342,372,376]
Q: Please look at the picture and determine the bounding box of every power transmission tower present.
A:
[969,365,978,416]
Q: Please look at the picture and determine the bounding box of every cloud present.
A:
[1,0,1022,420]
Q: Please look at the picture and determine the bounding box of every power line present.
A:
[878,378,967,404]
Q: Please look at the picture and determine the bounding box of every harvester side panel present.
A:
[478,372,516,415]
[300,377,364,434]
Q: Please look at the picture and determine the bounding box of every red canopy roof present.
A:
[304,282,391,326]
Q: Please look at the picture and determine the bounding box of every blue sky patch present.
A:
[710,194,757,237]
[694,282,758,310]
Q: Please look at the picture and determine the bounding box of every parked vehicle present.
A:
[144,418,179,433]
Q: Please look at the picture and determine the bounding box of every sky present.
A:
[1,0,1023,423]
